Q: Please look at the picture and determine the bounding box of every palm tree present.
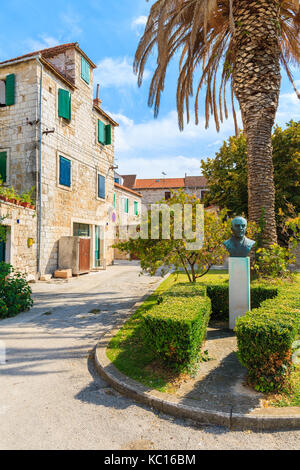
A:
[134,0,299,246]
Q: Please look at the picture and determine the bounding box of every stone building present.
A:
[121,175,208,208]
[0,42,119,277]
[113,173,142,260]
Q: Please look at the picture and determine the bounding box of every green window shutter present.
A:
[58,89,71,120]
[114,193,116,208]
[105,124,111,145]
[125,198,129,214]
[59,156,71,187]
[98,120,105,145]
[0,152,7,183]
[6,74,15,106]
[81,57,90,84]
[134,201,138,216]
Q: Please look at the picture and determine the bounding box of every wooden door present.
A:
[79,238,90,272]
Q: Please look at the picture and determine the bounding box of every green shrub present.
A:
[205,283,278,320]
[235,279,300,393]
[142,294,211,370]
[0,298,8,319]
[163,282,207,298]
[0,262,33,318]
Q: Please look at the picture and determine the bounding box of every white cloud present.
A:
[131,15,147,31]
[117,155,203,178]
[60,9,82,37]
[94,57,149,89]
[25,35,60,52]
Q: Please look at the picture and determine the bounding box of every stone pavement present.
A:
[0,262,299,449]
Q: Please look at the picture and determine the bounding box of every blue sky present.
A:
[1,0,299,178]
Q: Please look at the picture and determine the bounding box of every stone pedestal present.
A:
[229,257,250,330]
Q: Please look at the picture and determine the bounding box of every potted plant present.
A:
[21,186,35,209]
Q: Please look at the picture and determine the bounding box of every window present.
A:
[0,74,15,107]
[98,120,112,146]
[58,88,71,120]
[134,201,139,216]
[81,57,90,84]
[59,156,71,187]
[114,193,116,208]
[73,223,90,237]
[165,191,171,200]
[0,151,7,183]
[124,198,129,214]
[98,174,105,200]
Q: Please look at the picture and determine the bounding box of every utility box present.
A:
[58,236,91,276]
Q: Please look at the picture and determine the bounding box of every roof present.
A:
[134,178,185,190]
[121,175,137,189]
[0,42,96,68]
[184,176,207,187]
[114,182,142,198]
[93,104,119,127]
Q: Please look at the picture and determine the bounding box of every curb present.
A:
[93,287,300,432]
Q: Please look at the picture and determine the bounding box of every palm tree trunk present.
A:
[232,0,281,246]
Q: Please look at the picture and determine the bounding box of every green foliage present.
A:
[116,189,235,282]
[235,277,300,393]
[0,262,33,318]
[200,121,300,242]
[205,283,278,320]
[254,244,295,279]
[142,290,211,370]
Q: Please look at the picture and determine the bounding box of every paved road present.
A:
[0,262,299,450]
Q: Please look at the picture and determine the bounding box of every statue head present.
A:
[231,216,247,240]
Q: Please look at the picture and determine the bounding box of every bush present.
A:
[205,283,278,320]
[0,262,33,318]
[0,298,8,319]
[235,279,300,393]
[254,244,295,279]
[142,293,211,370]
[162,282,207,298]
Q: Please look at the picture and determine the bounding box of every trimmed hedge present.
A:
[142,293,211,369]
[163,282,207,298]
[205,283,278,320]
[235,279,300,393]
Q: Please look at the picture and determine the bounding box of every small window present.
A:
[59,156,71,187]
[98,120,112,146]
[81,57,90,84]
[73,223,90,237]
[98,174,105,199]
[0,151,7,183]
[165,191,171,200]
[0,74,15,107]
[58,88,71,120]
[134,201,139,216]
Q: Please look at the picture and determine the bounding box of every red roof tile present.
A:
[134,178,185,189]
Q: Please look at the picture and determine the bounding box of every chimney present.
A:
[93,84,102,107]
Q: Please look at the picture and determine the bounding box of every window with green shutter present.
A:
[81,57,90,84]
[59,156,71,187]
[58,88,71,120]
[105,124,111,145]
[0,152,7,183]
[125,198,129,214]
[5,74,15,106]
[98,120,105,145]
[98,174,105,199]
[134,201,139,216]
[98,121,112,146]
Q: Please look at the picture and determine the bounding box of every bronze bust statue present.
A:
[223,216,256,258]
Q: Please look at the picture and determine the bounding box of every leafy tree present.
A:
[201,121,300,242]
[115,190,257,282]
[134,0,300,246]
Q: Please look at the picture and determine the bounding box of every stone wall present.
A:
[113,185,141,260]
[0,200,37,277]
[137,187,207,207]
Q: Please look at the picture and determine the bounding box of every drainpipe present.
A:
[36,57,43,277]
